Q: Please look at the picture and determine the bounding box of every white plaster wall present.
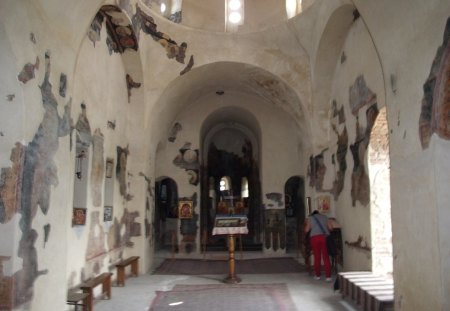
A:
[67,22,133,287]
[326,17,385,271]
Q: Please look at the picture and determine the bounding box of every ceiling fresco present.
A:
[88,5,139,54]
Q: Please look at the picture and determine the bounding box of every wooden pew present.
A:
[79,272,113,311]
[66,290,90,311]
[115,256,139,287]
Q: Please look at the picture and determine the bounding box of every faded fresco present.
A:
[329,100,348,200]
[173,142,199,186]
[0,53,72,307]
[168,122,182,142]
[88,6,139,54]
[349,75,379,206]
[308,150,327,191]
[139,172,154,240]
[90,129,105,207]
[116,146,132,200]
[419,18,450,149]
[264,209,286,251]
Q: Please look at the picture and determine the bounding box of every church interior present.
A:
[0,0,449,310]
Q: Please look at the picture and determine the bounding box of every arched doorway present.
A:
[368,107,393,276]
[284,176,305,253]
[200,107,262,251]
[154,177,179,251]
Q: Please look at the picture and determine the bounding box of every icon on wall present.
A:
[72,207,87,226]
[104,206,113,221]
[317,195,330,214]
[178,201,193,219]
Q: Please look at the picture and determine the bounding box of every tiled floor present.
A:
[86,252,359,311]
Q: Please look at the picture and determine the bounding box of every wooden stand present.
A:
[223,234,241,284]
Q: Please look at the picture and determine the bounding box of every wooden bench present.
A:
[339,271,394,311]
[115,256,139,287]
[79,272,112,311]
[66,291,90,311]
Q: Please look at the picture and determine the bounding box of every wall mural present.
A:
[139,172,154,240]
[132,5,195,75]
[179,193,198,253]
[88,5,139,54]
[116,146,133,200]
[168,122,182,142]
[173,142,199,186]
[264,209,286,251]
[308,149,327,191]
[419,17,450,149]
[90,129,105,207]
[0,52,71,307]
[329,99,348,200]
[349,76,379,207]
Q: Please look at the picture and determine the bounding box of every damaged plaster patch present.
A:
[126,74,141,103]
[180,55,194,75]
[59,73,67,97]
[133,5,192,66]
[90,129,105,207]
[6,94,15,101]
[350,104,379,207]
[173,143,199,185]
[17,56,39,84]
[168,122,182,142]
[419,17,450,149]
[11,52,71,306]
[116,146,132,200]
[349,75,377,116]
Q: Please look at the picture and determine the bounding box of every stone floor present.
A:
[81,252,360,311]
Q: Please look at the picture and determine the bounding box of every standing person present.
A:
[304,210,333,281]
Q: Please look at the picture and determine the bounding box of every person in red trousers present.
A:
[304,210,333,281]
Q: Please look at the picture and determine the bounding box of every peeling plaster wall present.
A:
[326,17,385,270]
[67,18,138,288]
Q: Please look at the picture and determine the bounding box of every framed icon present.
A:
[178,201,193,219]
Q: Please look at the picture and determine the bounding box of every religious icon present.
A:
[317,195,330,214]
[72,207,87,226]
[104,206,113,221]
[178,201,193,219]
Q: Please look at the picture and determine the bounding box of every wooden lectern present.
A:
[212,216,248,284]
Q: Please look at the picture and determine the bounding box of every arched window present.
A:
[241,177,249,198]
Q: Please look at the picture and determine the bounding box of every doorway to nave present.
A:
[201,120,263,251]
[284,176,305,253]
[154,177,179,251]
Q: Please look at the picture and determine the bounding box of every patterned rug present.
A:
[149,283,297,311]
[153,258,306,275]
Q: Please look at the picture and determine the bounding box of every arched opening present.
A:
[154,177,179,251]
[201,107,262,251]
[284,176,305,253]
[368,107,393,276]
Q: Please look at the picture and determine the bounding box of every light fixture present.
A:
[229,12,242,24]
[160,3,166,13]
[228,0,241,10]
[75,150,86,179]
